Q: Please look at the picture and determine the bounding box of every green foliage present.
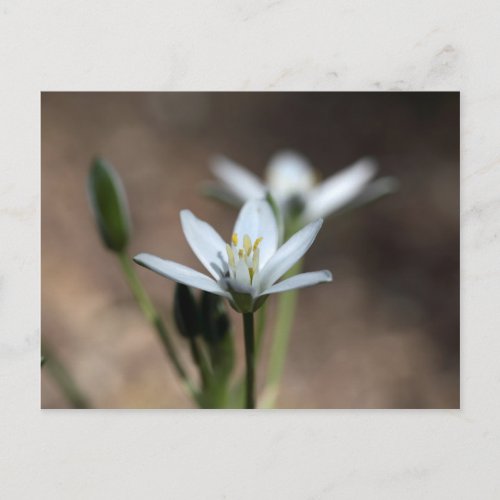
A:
[171,288,235,407]
[87,158,131,252]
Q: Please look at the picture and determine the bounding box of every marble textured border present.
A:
[1,1,498,497]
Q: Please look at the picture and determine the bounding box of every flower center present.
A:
[226,232,263,284]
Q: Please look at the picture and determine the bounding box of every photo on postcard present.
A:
[41,92,459,409]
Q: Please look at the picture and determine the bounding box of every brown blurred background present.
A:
[41,92,459,409]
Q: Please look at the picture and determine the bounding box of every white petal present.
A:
[256,219,323,291]
[344,176,399,210]
[134,253,229,297]
[202,182,243,208]
[260,270,332,296]
[211,155,266,202]
[302,157,377,222]
[180,210,228,279]
[266,150,316,202]
[233,199,278,268]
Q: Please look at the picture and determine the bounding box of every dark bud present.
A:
[200,291,230,344]
[174,284,201,339]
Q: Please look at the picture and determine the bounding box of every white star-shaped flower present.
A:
[134,199,332,313]
[209,151,397,224]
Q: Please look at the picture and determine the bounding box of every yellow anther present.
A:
[243,234,252,256]
[238,249,244,259]
[253,236,263,251]
[226,244,235,268]
[232,233,238,246]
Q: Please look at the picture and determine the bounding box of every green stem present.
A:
[255,301,267,358]
[261,259,303,408]
[243,312,255,409]
[42,343,90,409]
[118,252,198,401]
[229,302,266,407]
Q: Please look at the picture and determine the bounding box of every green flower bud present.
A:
[87,158,131,253]
[174,284,201,339]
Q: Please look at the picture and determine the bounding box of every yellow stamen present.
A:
[252,247,259,271]
[253,236,263,251]
[226,244,235,268]
[238,249,244,259]
[232,233,238,246]
[243,234,252,256]
[248,267,254,282]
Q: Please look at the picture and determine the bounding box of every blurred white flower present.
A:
[209,151,398,224]
[134,199,331,313]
